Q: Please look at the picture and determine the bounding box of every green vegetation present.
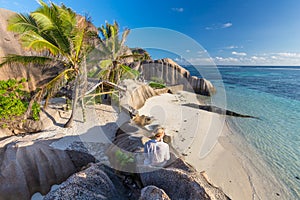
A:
[0,79,40,128]
[115,149,135,168]
[95,21,140,83]
[0,0,98,127]
[131,48,151,62]
[0,1,145,131]
[149,82,166,89]
[148,77,166,89]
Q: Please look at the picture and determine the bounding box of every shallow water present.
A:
[185,65,300,199]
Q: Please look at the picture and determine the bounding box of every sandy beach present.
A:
[1,91,288,200]
[138,91,287,200]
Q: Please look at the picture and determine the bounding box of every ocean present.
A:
[185,65,300,199]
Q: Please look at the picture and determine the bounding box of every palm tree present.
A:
[91,21,139,84]
[0,0,98,127]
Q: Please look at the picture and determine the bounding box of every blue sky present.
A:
[1,0,300,66]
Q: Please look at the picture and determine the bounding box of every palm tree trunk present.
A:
[64,76,80,128]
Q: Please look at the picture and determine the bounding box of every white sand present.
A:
[138,91,285,200]
[0,103,119,153]
[1,93,288,200]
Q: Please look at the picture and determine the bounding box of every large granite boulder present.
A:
[0,139,95,200]
[130,58,216,96]
[119,79,159,111]
[44,163,140,200]
[0,8,63,91]
[139,164,230,200]
[44,163,121,200]
[139,185,170,200]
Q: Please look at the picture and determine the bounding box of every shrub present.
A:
[0,79,41,129]
[149,81,166,89]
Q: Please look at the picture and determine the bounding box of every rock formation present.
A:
[139,185,171,200]
[44,163,146,200]
[44,163,126,200]
[0,8,63,92]
[0,139,95,200]
[130,58,216,96]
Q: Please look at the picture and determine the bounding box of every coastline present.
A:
[1,91,291,199]
[138,91,290,200]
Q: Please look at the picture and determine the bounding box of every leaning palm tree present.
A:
[0,0,98,127]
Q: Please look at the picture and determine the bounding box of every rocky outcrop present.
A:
[0,8,63,91]
[0,139,95,200]
[130,58,216,96]
[139,165,230,200]
[44,163,125,200]
[119,79,158,111]
[0,105,65,139]
[118,79,173,116]
[44,163,144,200]
[139,185,171,200]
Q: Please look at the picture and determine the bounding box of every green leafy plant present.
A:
[115,149,135,167]
[31,102,41,121]
[0,79,41,128]
[148,77,166,89]
[149,82,166,89]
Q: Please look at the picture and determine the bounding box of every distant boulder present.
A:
[130,58,216,96]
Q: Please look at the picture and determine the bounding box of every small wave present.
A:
[264,68,300,71]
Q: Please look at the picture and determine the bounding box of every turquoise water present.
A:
[186,65,300,199]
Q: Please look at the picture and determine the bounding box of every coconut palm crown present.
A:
[91,21,139,84]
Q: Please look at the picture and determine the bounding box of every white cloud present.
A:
[197,50,208,54]
[213,51,300,65]
[251,56,266,61]
[224,45,243,50]
[222,23,232,28]
[171,7,184,12]
[225,45,238,49]
[232,51,247,56]
[276,52,300,58]
[186,49,190,53]
[215,56,239,62]
[187,57,214,65]
[205,22,233,30]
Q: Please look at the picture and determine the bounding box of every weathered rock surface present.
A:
[44,163,124,200]
[130,58,216,96]
[139,163,230,200]
[0,139,95,200]
[139,185,171,200]
[119,79,159,111]
[0,106,64,139]
[0,8,63,91]
[44,163,144,200]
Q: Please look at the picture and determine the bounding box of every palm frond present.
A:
[7,13,38,33]
[33,3,71,54]
[120,29,130,48]
[0,54,53,67]
[21,31,60,55]
[119,64,139,79]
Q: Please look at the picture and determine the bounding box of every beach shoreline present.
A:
[1,91,291,200]
[138,91,290,200]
